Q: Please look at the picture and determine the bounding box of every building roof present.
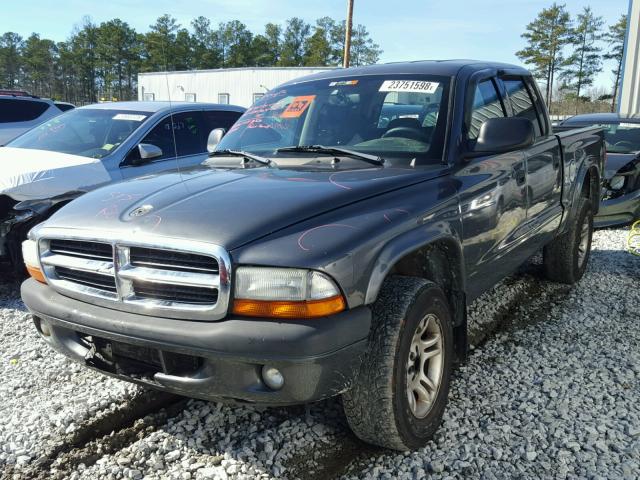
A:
[78,101,245,113]
[138,66,336,77]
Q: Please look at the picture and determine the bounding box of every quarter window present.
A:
[468,80,505,140]
[0,99,50,123]
[202,110,243,133]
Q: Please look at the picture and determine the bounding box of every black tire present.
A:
[342,276,454,451]
[543,197,593,284]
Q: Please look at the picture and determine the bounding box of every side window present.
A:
[202,110,243,134]
[171,111,205,156]
[468,79,505,140]
[0,99,50,123]
[136,116,177,161]
[503,78,543,137]
[129,112,205,163]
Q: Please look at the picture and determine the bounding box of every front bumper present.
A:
[21,279,371,405]
[596,189,640,228]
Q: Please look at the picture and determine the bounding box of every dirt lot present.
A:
[1,228,639,480]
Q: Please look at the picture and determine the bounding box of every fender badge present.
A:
[130,204,154,217]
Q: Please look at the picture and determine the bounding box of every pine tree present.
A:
[216,21,254,68]
[279,18,310,66]
[0,32,23,89]
[516,3,572,110]
[603,14,627,112]
[303,17,336,66]
[561,7,604,114]
[144,15,179,71]
[191,16,219,69]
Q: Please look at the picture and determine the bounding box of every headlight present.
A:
[470,192,495,210]
[22,239,46,284]
[608,176,625,190]
[232,267,345,319]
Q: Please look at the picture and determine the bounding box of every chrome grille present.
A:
[129,247,219,273]
[132,281,219,304]
[49,239,113,260]
[37,228,231,321]
[55,266,118,293]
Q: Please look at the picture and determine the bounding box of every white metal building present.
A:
[619,0,640,114]
[137,67,335,108]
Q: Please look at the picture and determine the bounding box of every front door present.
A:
[458,78,529,299]
[501,76,563,246]
[120,111,208,179]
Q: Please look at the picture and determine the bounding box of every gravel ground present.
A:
[1,228,638,480]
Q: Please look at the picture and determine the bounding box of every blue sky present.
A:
[0,0,630,89]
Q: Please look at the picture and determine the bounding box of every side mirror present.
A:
[471,117,535,156]
[137,143,163,162]
[207,128,226,152]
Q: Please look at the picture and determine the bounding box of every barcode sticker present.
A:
[379,80,439,94]
[113,113,147,121]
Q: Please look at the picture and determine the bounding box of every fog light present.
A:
[261,365,284,390]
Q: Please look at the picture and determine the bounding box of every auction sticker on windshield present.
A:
[379,80,439,94]
[113,113,147,122]
[281,95,316,118]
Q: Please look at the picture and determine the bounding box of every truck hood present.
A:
[0,147,111,201]
[47,164,448,250]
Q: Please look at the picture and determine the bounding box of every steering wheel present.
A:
[613,140,634,149]
[382,127,427,143]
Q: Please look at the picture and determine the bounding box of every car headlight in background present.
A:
[608,176,625,191]
[470,192,495,210]
[22,238,46,284]
[232,267,346,319]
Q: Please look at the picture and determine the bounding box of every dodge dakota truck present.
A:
[21,60,604,451]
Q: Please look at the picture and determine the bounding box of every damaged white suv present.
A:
[0,101,244,269]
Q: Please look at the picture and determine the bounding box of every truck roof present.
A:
[280,60,531,86]
[78,101,245,114]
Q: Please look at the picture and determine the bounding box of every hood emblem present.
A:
[130,204,154,217]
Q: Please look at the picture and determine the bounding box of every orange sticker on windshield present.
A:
[281,95,316,118]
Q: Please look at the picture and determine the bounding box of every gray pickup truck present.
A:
[21,60,604,451]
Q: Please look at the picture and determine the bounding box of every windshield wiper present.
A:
[208,149,273,166]
[276,145,385,166]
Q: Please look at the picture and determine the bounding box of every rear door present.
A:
[458,77,528,297]
[500,76,563,244]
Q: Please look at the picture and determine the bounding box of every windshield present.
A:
[216,75,451,165]
[594,122,640,154]
[7,108,149,158]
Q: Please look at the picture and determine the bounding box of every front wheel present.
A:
[543,197,593,284]
[342,276,454,451]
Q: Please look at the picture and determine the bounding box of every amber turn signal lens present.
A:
[232,295,346,319]
[26,265,47,284]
